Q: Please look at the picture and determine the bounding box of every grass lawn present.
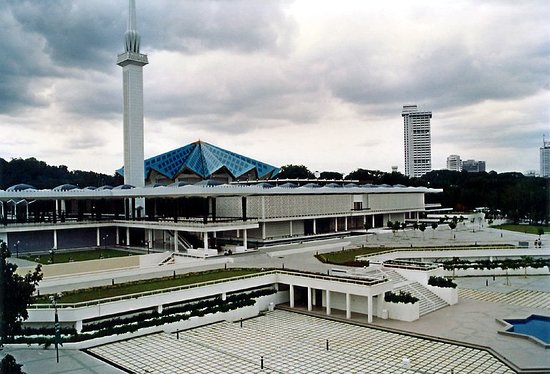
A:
[34,268,261,304]
[491,224,549,235]
[23,248,135,264]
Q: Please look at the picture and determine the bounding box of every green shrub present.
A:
[384,291,418,304]
[428,276,457,288]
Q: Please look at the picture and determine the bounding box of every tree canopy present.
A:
[0,157,122,190]
[0,241,43,343]
[276,164,315,179]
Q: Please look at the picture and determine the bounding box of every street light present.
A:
[102,234,109,249]
[14,241,20,258]
[49,292,63,363]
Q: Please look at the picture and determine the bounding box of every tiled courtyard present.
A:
[89,310,514,373]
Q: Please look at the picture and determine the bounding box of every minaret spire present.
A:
[117,0,148,197]
[124,0,141,53]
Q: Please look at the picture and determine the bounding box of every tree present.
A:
[276,165,315,179]
[448,221,457,239]
[431,222,438,238]
[419,223,426,240]
[520,256,534,278]
[0,354,25,374]
[0,241,43,344]
[320,171,343,180]
[537,227,544,238]
[412,221,419,238]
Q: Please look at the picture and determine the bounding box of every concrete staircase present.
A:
[363,268,449,316]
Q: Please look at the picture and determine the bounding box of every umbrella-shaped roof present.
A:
[117,140,280,181]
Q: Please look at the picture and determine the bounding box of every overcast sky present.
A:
[1,0,548,176]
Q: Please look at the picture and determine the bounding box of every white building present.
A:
[540,137,550,177]
[402,105,432,178]
[446,155,462,171]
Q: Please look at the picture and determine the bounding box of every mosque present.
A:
[0,1,440,257]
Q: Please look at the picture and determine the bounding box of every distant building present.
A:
[446,155,462,171]
[462,159,486,173]
[403,105,432,177]
[541,137,550,177]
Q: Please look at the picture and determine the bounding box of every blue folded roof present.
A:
[117,140,280,180]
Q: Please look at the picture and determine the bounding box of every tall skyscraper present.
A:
[446,155,462,171]
[117,0,148,188]
[541,136,550,177]
[402,105,432,177]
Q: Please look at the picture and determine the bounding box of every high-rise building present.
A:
[462,159,486,173]
[446,155,462,171]
[541,137,550,177]
[117,0,148,189]
[402,105,432,177]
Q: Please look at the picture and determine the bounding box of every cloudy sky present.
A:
[1,0,548,176]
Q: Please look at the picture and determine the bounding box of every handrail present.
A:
[30,269,388,310]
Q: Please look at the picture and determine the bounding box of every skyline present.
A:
[1,1,549,176]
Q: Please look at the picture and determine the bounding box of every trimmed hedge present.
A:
[384,291,418,304]
[14,288,276,345]
[428,276,457,289]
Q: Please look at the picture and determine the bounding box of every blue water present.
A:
[505,315,550,344]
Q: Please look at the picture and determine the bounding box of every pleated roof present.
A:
[117,140,280,180]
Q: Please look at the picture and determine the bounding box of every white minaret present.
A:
[117,0,147,188]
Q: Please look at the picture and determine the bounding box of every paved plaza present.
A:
[3,226,549,373]
[89,309,514,374]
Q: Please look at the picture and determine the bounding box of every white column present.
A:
[335,218,338,232]
[372,215,375,228]
[346,293,351,319]
[126,227,130,246]
[345,217,348,231]
[312,289,316,307]
[289,221,293,236]
[148,229,153,248]
[289,285,295,308]
[243,229,248,251]
[203,232,208,250]
[96,227,101,247]
[174,230,178,252]
[221,292,226,301]
[53,230,58,250]
[116,228,120,245]
[262,223,266,240]
[236,229,240,238]
[307,287,312,311]
[367,295,373,323]
[326,290,331,315]
[313,219,317,235]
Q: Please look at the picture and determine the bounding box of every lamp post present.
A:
[14,240,20,258]
[145,240,150,254]
[102,234,109,249]
[49,292,63,363]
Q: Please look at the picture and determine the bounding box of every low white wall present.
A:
[392,267,442,285]
[426,285,458,305]
[17,256,140,278]
[443,266,549,278]
[23,292,286,350]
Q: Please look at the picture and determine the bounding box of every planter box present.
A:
[379,300,419,322]
[426,285,458,305]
